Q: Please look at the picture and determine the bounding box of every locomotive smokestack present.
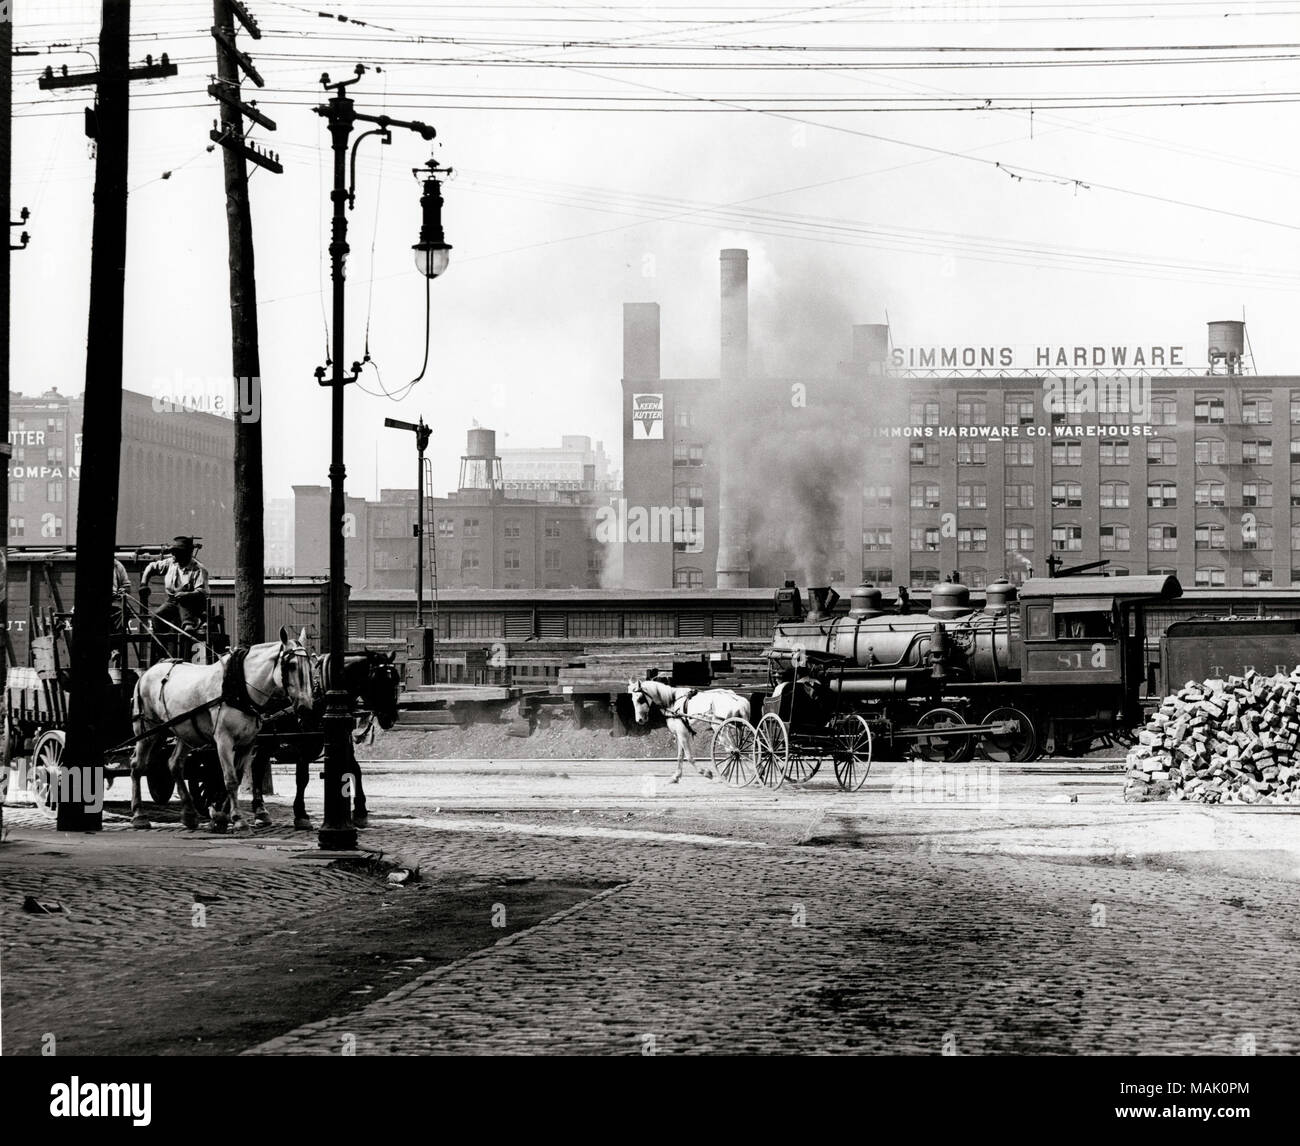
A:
[716,248,751,588]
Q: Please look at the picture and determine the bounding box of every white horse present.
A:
[129,628,315,835]
[628,678,753,784]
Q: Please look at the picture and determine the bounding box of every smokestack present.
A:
[623,302,661,380]
[716,249,750,588]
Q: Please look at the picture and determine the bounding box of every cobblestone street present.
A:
[4,759,1300,1055]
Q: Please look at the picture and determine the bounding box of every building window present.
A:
[1005,442,1034,467]
[957,442,987,466]
[1195,523,1226,550]
[1051,481,1083,508]
[957,527,987,552]
[861,565,893,585]
[47,481,64,503]
[1195,567,1226,588]
[1196,438,1227,466]
[1099,481,1129,509]
[910,567,941,588]
[1051,525,1083,552]
[1242,481,1272,508]
[1100,524,1130,552]
[504,518,521,539]
[1147,438,1177,466]
[1147,482,1177,508]
[1244,523,1273,551]
[463,518,480,538]
[674,567,703,589]
[1050,389,1086,424]
[1195,480,1226,507]
[957,483,986,509]
[910,482,940,509]
[673,483,704,508]
[1291,394,1300,425]
[910,399,940,426]
[910,526,941,552]
[863,484,892,508]
[862,528,892,551]
[45,515,64,538]
[1243,568,1275,587]
[1005,395,1035,426]
[437,518,454,538]
[1195,395,1225,424]
[461,550,481,570]
[1100,440,1130,466]
[47,446,64,463]
[1243,395,1273,424]
[957,396,986,426]
[8,481,23,503]
[1051,441,1082,466]
[9,516,24,537]
[544,549,562,571]
[1098,383,1135,423]
[503,549,520,570]
[1151,396,1177,425]
[1005,525,1034,553]
[673,442,704,467]
[910,442,939,467]
[1292,524,1300,550]
[1243,439,1273,466]
[47,417,64,433]
[1148,524,1178,551]
[1005,483,1033,509]
[959,568,988,589]
[674,407,694,428]
[545,519,562,539]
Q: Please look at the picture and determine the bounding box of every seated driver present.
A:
[140,536,210,648]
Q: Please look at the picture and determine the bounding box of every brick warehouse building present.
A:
[8,388,236,574]
[622,251,1293,591]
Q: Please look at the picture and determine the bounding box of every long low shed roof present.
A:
[1019,575,1182,601]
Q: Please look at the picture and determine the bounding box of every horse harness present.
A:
[154,642,311,724]
[634,682,699,734]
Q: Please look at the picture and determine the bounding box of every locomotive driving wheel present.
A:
[711,717,758,788]
[913,706,975,763]
[830,714,873,792]
[977,706,1039,763]
[755,713,789,789]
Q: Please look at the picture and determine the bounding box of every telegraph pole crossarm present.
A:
[10,203,28,250]
[38,54,176,89]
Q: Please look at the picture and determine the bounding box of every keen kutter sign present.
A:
[632,393,664,440]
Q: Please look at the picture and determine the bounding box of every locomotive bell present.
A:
[928,581,973,620]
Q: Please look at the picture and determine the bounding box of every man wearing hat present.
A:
[140,536,210,657]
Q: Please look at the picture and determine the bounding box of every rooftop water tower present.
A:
[1207,320,1246,375]
[458,427,503,492]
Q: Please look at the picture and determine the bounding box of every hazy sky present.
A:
[12,0,1300,501]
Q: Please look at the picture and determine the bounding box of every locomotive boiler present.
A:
[766,573,1183,760]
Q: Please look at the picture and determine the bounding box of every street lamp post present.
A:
[314,66,440,850]
[383,416,432,626]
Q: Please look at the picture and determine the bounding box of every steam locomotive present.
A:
[765,573,1184,760]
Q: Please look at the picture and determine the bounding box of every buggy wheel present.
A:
[31,729,66,817]
[710,717,757,788]
[831,714,873,792]
[146,748,176,805]
[755,713,789,790]
[784,750,821,784]
[978,706,1039,763]
[913,706,975,763]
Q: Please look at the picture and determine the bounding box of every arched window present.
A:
[1052,524,1083,552]
[1147,481,1177,508]
[673,567,703,590]
[910,482,940,509]
[1147,437,1177,466]
[1195,522,1226,550]
[1099,481,1129,509]
[1195,437,1226,465]
[1195,567,1226,588]
[1151,396,1177,425]
[910,567,941,588]
[1195,480,1225,507]
[1148,524,1178,551]
[1051,481,1083,508]
[1100,524,1130,552]
[959,567,987,588]
[1242,480,1272,508]
[1005,524,1034,553]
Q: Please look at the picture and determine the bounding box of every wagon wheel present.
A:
[978,706,1039,763]
[830,714,873,792]
[710,717,757,788]
[755,713,789,790]
[784,747,821,784]
[145,746,176,805]
[30,729,66,817]
[913,706,975,763]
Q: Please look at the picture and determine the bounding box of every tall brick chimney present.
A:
[716,249,750,589]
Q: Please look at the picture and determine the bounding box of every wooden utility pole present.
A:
[210,0,278,650]
[50,1,176,831]
[1,0,11,839]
